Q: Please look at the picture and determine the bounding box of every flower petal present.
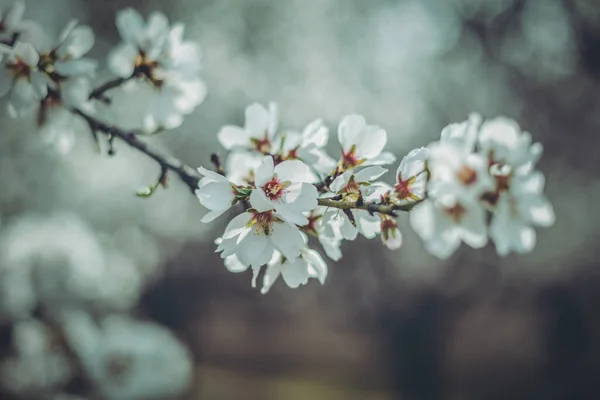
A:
[274,160,311,183]
[217,125,252,151]
[337,114,365,151]
[270,222,304,261]
[250,189,274,212]
[107,42,137,78]
[254,156,275,187]
[245,103,269,136]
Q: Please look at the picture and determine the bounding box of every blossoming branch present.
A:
[0,3,555,294]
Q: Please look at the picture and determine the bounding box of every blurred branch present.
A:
[317,197,417,217]
[72,109,201,193]
[88,75,134,104]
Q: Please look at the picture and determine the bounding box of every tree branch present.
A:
[72,109,201,192]
[317,197,418,217]
[88,75,134,103]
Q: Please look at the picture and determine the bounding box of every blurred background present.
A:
[1,0,600,399]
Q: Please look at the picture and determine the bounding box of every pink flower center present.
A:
[250,211,275,235]
[262,178,286,200]
[251,137,271,154]
[340,145,364,170]
[457,166,477,186]
[8,59,31,79]
[394,175,417,200]
[444,203,466,222]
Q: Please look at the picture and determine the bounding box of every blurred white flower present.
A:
[217,210,305,268]
[249,156,318,226]
[439,112,481,152]
[261,245,328,294]
[410,182,487,259]
[380,217,402,250]
[336,114,395,170]
[60,312,192,400]
[40,20,97,78]
[301,208,343,261]
[218,102,278,152]
[225,151,263,186]
[108,8,206,131]
[489,171,555,256]
[272,118,336,175]
[0,319,71,396]
[0,2,45,48]
[392,147,429,203]
[478,117,543,174]
[0,41,47,115]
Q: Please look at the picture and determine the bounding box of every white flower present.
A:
[337,114,395,169]
[261,246,328,294]
[195,167,238,223]
[217,210,305,268]
[272,118,336,175]
[0,42,47,115]
[392,147,429,203]
[428,116,493,200]
[478,117,543,174]
[410,182,487,259]
[42,20,97,78]
[439,112,481,152]
[380,217,402,250]
[218,102,278,152]
[108,8,205,131]
[0,2,45,48]
[323,166,389,240]
[302,208,343,261]
[249,156,318,226]
[60,312,192,400]
[489,171,555,256]
[225,151,263,186]
[108,8,169,78]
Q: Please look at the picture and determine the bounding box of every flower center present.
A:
[444,203,466,223]
[393,175,417,200]
[340,145,364,170]
[8,59,31,79]
[251,136,271,154]
[249,211,275,235]
[134,52,162,87]
[302,212,322,236]
[262,178,287,200]
[457,166,477,186]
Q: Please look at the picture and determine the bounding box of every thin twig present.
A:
[317,197,418,217]
[88,75,134,103]
[72,108,201,192]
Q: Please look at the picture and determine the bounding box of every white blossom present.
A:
[336,114,395,169]
[392,147,429,203]
[225,151,263,186]
[489,171,555,256]
[0,2,44,48]
[217,210,305,268]
[261,245,328,294]
[272,118,336,175]
[249,156,318,226]
[0,41,47,115]
[302,208,343,261]
[218,102,278,152]
[380,217,403,250]
[410,182,487,259]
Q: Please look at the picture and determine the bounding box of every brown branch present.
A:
[317,197,418,217]
[88,75,134,103]
[72,109,201,192]
[71,109,416,217]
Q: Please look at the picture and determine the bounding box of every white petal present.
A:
[302,119,328,148]
[261,262,281,294]
[366,151,396,166]
[280,259,310,288]
[283,183,318,213]
[357,211,380,239]
[237,232,270,267]
[267,101,278,138]
[319,236,342,261]
[29,70,47,98]
[54,59,97,77]
[10,79,36,114]
[353,166,388,183]
[249,189,274,212]
[459,206,488,249]
[196,181,234,211]
[57,25,95,59]
[200,209,228,223]
[303,249,328,284]
[355,125,387,159]
[337,114,366,151]
[197,166,228,183]
[223,212,252,239]
[409,200,436,241]
[4,2,25,29]
[254,156,275,187]
[217,125,252,151]
[245,103,269,136]
[270,222,304,261]
[13,42,38,67]
[398,147,428,179]
[224,255,248,273]
[107,42,137,78]
[0,68,13,97]
[329,171,351,193]
[116,8,145,44]
[274,160,311,183]
[523,194,555,227]
[383,228,403,250]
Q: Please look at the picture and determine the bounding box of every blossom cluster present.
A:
[197,104,555,293]
[0,2,555,294]
[0,2,205,133]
